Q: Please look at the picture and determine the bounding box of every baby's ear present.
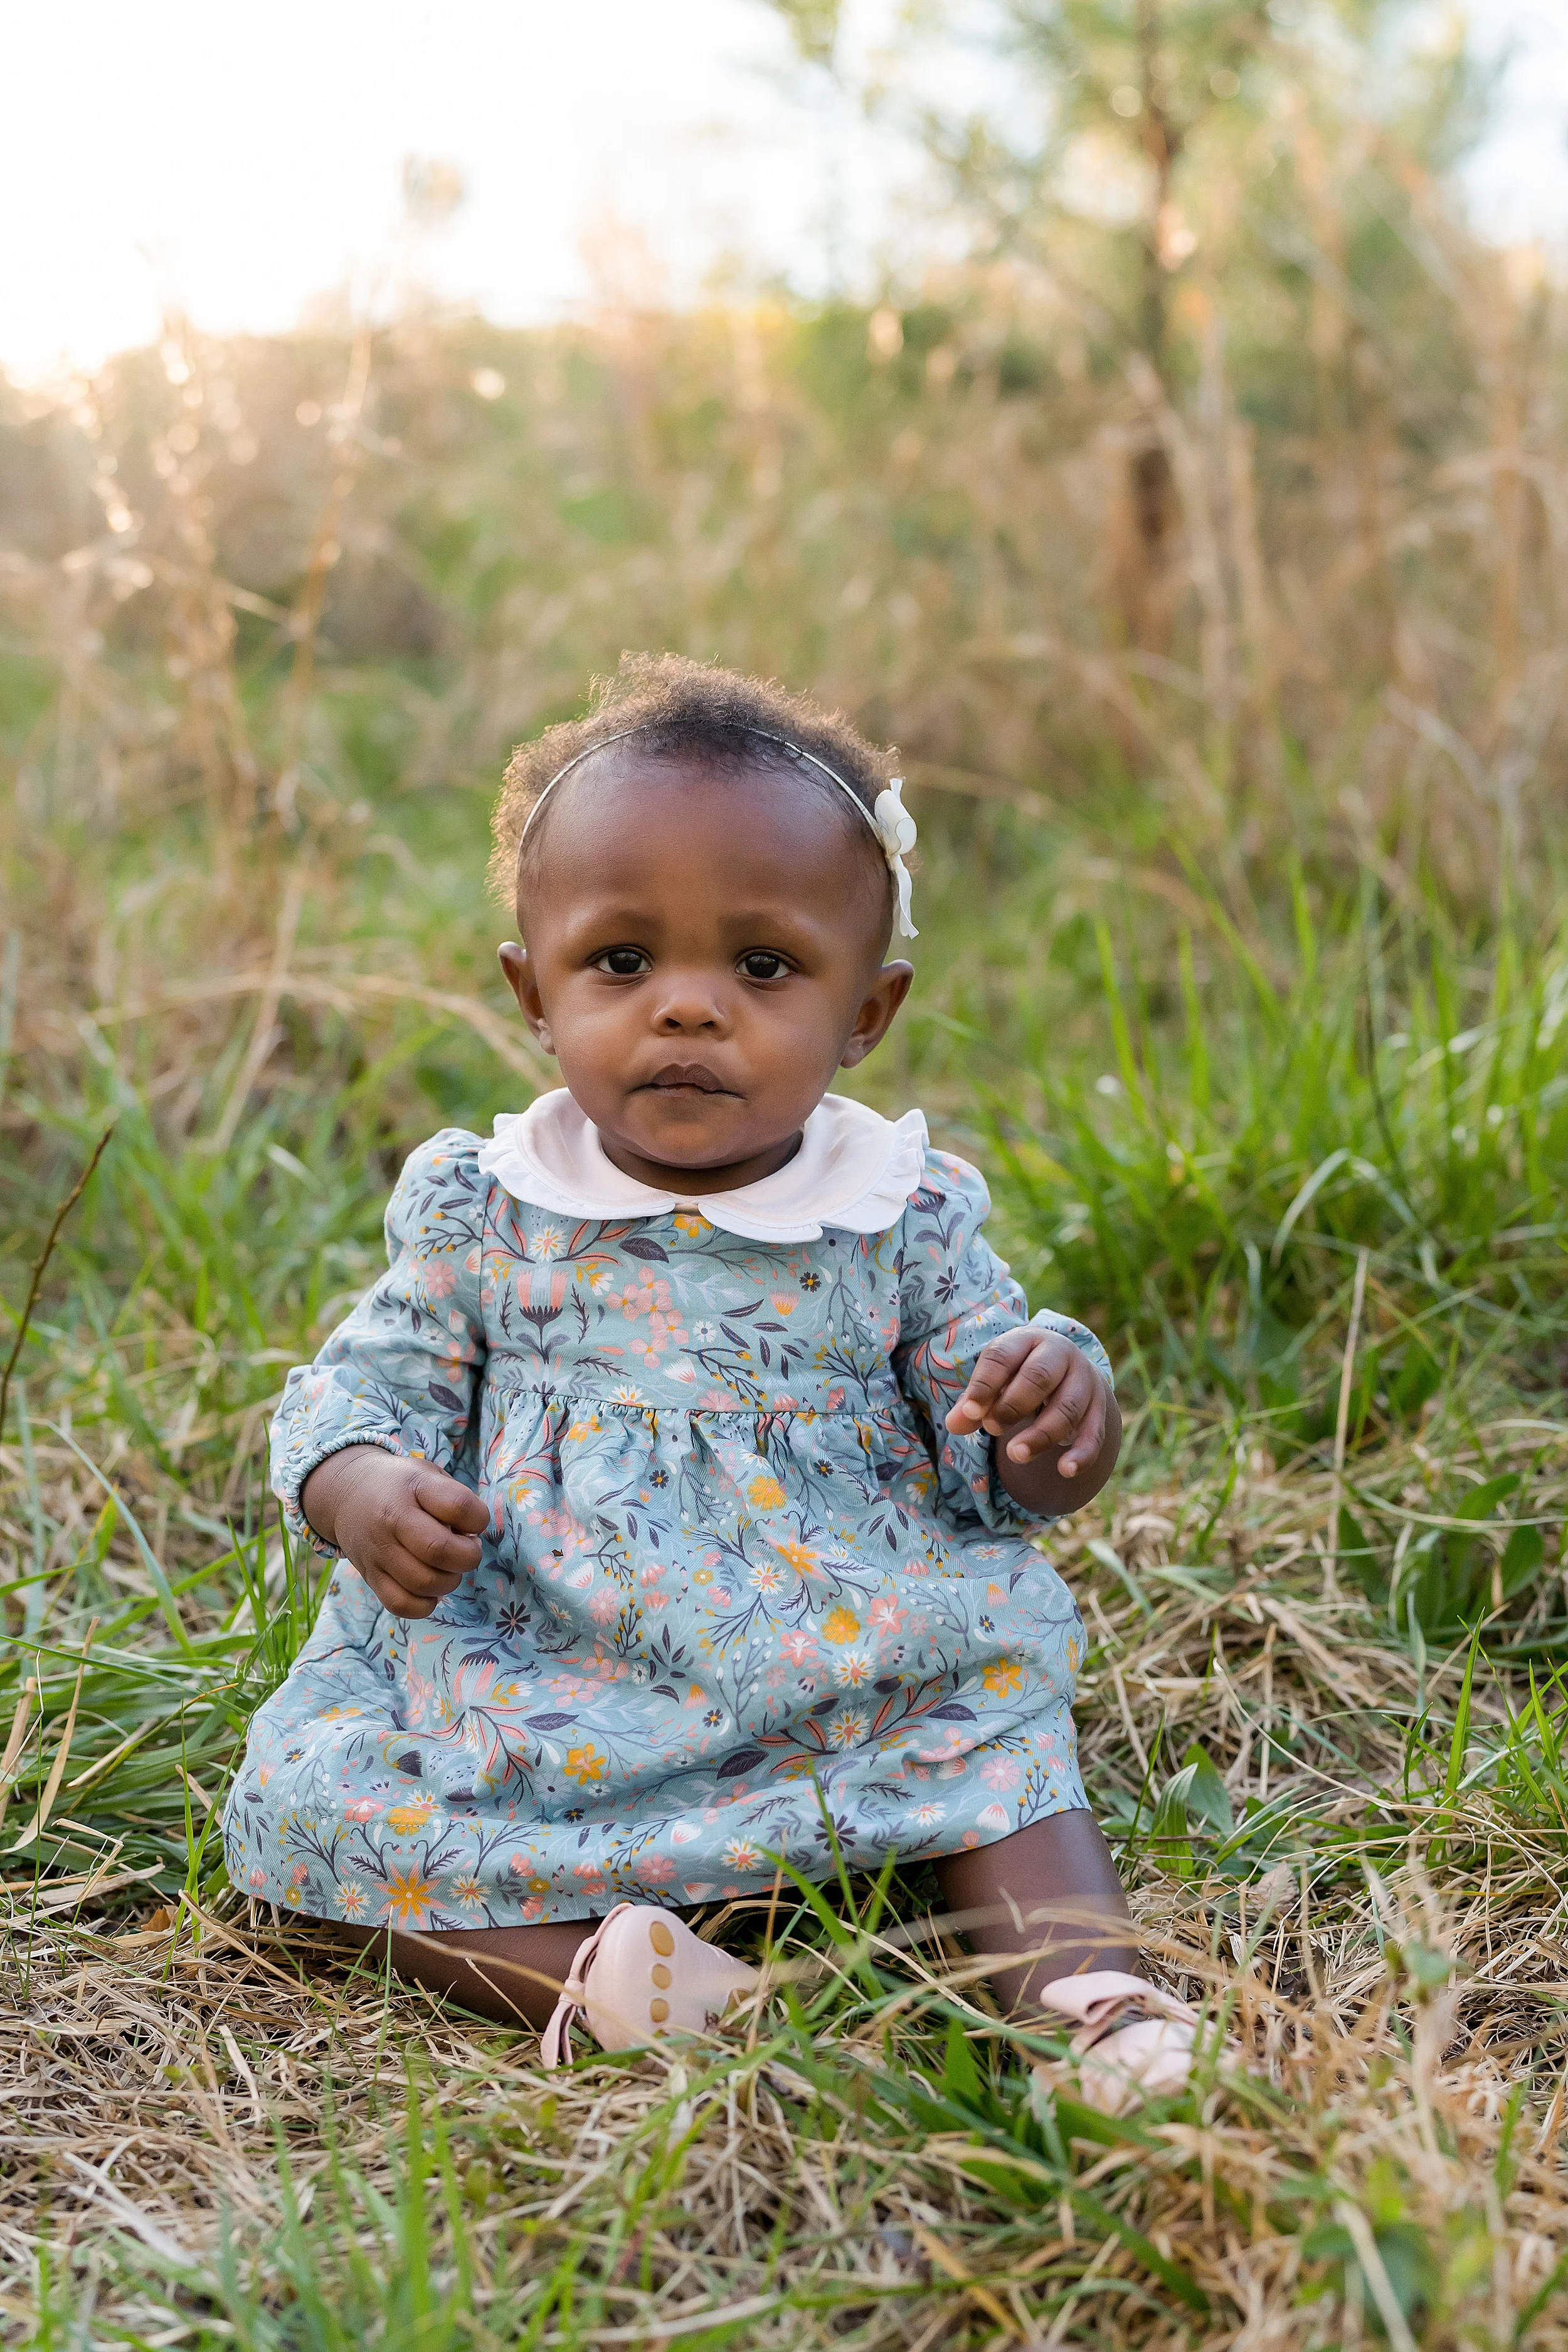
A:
[840,960,914,1066]
[499,943,553,1051]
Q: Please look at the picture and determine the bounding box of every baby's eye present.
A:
[739,951,791,982]
[594,946,652,977]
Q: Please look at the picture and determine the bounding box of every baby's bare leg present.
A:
[935,1811,1137,2014]
[322,1918,594,2028]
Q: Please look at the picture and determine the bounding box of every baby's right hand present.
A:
[299,1445,489,1619]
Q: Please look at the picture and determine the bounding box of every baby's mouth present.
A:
[642,1062,738,1098]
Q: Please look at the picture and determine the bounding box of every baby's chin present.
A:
[603,1094,800,1180]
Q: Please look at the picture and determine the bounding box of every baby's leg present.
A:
[321,1918,593,2028]
[935,1811,1137,2015]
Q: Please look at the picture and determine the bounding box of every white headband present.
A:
[517,723,918,939]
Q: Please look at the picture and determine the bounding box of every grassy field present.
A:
[6,45,1568,2337]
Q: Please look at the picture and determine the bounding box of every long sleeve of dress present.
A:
[892,1149,1113,1535]
[268,1129,489,1555]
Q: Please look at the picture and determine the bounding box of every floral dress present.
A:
[221,1094,1110,1930]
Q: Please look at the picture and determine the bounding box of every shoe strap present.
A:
[540,1903,632,2071]
[1037,1969,1195,2052]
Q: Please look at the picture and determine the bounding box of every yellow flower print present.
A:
[982,1658,1024,1697]
[566,1417,601,1443]
[747,1474,787,1510]
[673,1210,711,1238]
[386,1799,437,1836]
[564,1744,607,1786]
[770,1293,797,1316]
[1066,1634,1081,1674]
[775,1538,822,1579]
[822,1608,861,1645]
[383,1868,435,1927]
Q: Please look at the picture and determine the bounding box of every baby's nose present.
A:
[651,971,730,1030]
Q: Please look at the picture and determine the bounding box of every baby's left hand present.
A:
[945,1327,1110,1477]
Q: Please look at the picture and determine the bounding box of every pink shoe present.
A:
[540,1904,759,2070]
[1035,1970,1200,2116]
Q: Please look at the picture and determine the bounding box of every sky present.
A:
[0,0,1564,382]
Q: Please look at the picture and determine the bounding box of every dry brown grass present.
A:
[6,1436,1568,2346]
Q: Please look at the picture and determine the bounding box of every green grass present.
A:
[6,831,1568,2345]
[4,241,1568,2339]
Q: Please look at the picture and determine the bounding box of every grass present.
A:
[4,145,1568,2341]
[5,855,1568,2346]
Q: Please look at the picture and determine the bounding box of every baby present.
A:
[223,654,1194,2103]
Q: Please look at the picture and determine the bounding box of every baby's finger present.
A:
[361,1564,440,1621]
[983,1338,1076,1432]
[376,1537,468,1596]
[945,1330,1038,1430]
[1005,1370,1103,1466]
[1054,1383,1108,1477]
[411,1472,490,1538]
[398,1502,484,1578]
[1062,1383,1110,1477]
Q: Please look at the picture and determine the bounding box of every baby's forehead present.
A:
[528,748,876,867]
[517,752,891,930]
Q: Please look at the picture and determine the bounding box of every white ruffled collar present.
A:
[476,1090,928,1244]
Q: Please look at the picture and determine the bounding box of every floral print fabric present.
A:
[222,1128,1109,1929]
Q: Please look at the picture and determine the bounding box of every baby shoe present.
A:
[1032,1969,1202,2117]
[541,1902,759,2070]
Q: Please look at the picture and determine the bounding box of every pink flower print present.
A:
[640,1564,665,1586]
[343,1796,381,1822]
[610,1268,673,1320]
[422,1255,458,1300]
[779,1629,817,1666]
[981,1756,1023,1793]
[644,1589,669,1613]
[631,1312,687,1367]
[588,1588,618,1625]
[711,1587,733,1609]
[248,1866,268,1889]
[867,1596,906,1634]
[637,1851,677,1883]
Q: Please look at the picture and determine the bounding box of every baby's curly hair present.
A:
[490,652,900,908]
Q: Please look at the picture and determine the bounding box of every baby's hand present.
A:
[300,1446,489,1619]
[945,1327,1110,1477]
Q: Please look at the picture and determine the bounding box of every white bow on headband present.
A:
[519,726,919,940]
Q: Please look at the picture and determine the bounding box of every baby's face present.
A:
[499,754,913,1189]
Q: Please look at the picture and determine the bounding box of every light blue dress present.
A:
[222,1111,1109,1929]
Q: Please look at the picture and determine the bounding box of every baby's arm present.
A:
[302,1449,489,1620]
[944,1327,1121,1518]
[275,1130,492,1619]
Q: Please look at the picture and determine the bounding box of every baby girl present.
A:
[223,654,1194,2105]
